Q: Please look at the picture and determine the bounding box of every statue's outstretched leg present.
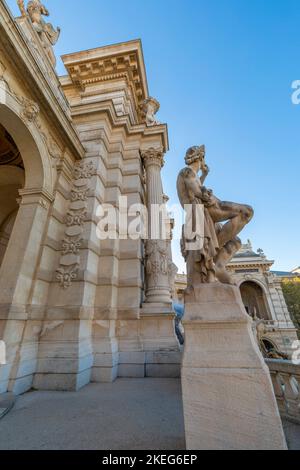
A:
[210,202,253,285]
[215,237,242,284]
[209,202,254,248]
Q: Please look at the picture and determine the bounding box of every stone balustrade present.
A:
[266,359,300,424]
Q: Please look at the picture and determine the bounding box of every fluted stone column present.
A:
[141,148,172,308]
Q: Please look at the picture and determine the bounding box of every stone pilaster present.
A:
[141,148,172,308]
[0,188,53,395]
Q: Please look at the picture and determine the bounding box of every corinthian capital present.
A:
[141,147,164,169]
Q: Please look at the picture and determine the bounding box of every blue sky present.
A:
[7,0,300,272]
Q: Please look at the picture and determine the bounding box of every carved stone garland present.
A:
[56,161,96,288]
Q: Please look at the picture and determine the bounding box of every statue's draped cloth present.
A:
[177,169,219,280]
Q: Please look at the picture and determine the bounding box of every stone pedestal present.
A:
[140,312,181,377]
[182,283,287,450]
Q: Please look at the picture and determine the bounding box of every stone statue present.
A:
[17,0,27,16]
[177,145,254,287]
[140,97,160,126]
[252,315,289,360]
[17,0,60,67]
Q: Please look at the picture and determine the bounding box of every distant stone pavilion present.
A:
[174,240,298,355]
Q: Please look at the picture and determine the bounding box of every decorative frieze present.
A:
[62,236,82,256]
[56,265,79,289]
[73,161,97,179]
[71,187,90,202]
[65,209,87,227]
[145,240,169,287]
[56,159,96,288]
[20,96,40,123]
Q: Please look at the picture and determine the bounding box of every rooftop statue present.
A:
[17,0,26,16]
[17,0,60,67]
[140,97,160,126]
[177,145,254,288]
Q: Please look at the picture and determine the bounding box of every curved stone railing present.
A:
[266,359,300,424]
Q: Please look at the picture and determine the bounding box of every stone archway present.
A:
[240,280,271,321]
[0,86,54,394]
[0,86,54,302]
[0,124,25,268]
[0,84,53,193]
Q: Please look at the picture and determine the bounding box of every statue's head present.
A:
[185,145,206,167]
[143,97,160,114]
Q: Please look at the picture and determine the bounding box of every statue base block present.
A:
[182,283,287,450]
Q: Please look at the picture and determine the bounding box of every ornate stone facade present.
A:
[0,2,179,395]
[56,160,96,289]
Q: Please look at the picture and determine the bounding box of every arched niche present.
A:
[0,85,54,309]
[0,121,25,269]
[240,280,271,321]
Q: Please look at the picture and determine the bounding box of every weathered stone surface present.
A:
[182,284,287,450]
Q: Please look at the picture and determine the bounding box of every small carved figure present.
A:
[140,97,160,126]
[20,96,40,122]
[177,145,254,287]
[17,0,60,67]
[17,0,27,17]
